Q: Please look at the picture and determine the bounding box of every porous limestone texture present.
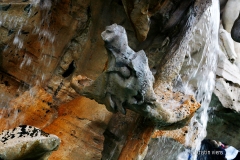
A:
[71,24,200,127]
[152,120,201,148]
[152,126,189,145]
[216,52,240,85]
[214,78,240,112]
[0,125,60,160]
[215,20,240,113]
[149,0,219,153]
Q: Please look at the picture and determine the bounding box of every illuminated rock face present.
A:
[0,125,60,160]
[71,24,200,127]
[1,0,240,160]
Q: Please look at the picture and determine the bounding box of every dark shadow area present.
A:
[197,139,226,160]
[62,60,76,78]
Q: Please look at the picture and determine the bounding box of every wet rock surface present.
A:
[0,86,57,130]
[71,24,200,127]
[0,0,240,159]
[144,137,185,160]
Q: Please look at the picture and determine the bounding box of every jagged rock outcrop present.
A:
[71,24,200,126]
[152,1,240,155]
[214,77,240,112]
[121,0,195,42]
[214,0,240,113]
[0,125,60,160]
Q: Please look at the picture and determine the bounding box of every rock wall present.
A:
[0,0,240,159]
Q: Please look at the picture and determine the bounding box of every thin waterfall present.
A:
[178,0,219,159]
[0,0,55,128]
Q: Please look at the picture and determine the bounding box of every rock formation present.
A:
[0,0,240,160]
[220,26,237,62]
[0,125,60,160]
[215,0,240,112]
[71,24,200,126]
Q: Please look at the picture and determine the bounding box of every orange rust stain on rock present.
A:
[0,86,56,131]
[43,96,113,160]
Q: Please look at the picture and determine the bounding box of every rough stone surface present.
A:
[118,117,154,160]
[0,125,60,160]
[0,86,57,131]
[216,54,240,85]
[43,96,112,160]
[214,78,240,112]
[122,0,151,42]
[152,126,189,144]
[214,2,240,113]
[151,119,201,149]
[144,138,185,160]
[2,0,240,160]
[71,24,200,127]
[102,110,140,160]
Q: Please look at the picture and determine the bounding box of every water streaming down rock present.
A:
[178,0,219,159]
[0,0,55,90]
[144,0,219,159]
[0,0,54,86]
[2,0,239,159]
[27,0,54,86]
[0,0,56,129]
